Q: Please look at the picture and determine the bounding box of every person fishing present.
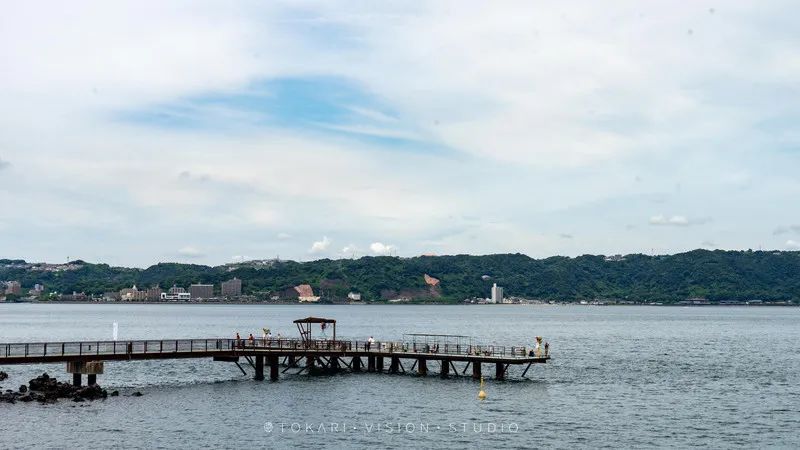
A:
[544,341,550,357]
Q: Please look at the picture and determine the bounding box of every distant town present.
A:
[0,277,786,306]
[1,277,338,304]
[1,251,798,305]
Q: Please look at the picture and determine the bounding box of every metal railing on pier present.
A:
[1,337,541,361]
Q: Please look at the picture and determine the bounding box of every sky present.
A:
[1,1,799,267]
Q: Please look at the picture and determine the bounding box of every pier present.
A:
[0,317,550,385]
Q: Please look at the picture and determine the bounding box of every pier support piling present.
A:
[288,355,296,367]
[353,357,362,372]
[66,361,103,386]
[376,357,384,373]
[495,363,505,380]
[367,356,375,372]
[472,362,482,380]
[418,358,427,376]
[521,362,533,377]
[440,360,450,379]
[254,355,264,381]
[269,356,279,381]
[389,356,399,374]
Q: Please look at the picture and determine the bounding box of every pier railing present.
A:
[0,339,242,359]
[1,337,538,360]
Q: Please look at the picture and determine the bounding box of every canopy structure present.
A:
[294,317,336,344]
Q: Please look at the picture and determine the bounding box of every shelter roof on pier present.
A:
[293,317,336,324]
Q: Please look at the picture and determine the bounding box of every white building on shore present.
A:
[490,283,504,304]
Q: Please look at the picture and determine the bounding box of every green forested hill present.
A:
[2,250,799,303]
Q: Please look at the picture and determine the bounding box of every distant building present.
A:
[347,292,362,301]
[168,285,186,295]
[145,286,163,301]
[490,283,503,304]
[189,284,214,299]
[221,278,242,297]
[119,285,147,301]
[61,291,88,301]
[161,291,191,301]
[5,281,22,295]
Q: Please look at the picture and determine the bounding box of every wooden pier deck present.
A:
[0,337,550,384]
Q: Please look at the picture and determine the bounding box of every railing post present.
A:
[97,341,100,355]
[160,341,163,352]
[62,343,65,356]
[144,341,147,353]
[175,340,178,352]
[43,343,47,356]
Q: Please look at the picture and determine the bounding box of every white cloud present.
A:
[369,242,397,256]
[787,240,800,250]
[177,246,204,258]
[309,236,332,254]
[650,215,690,226]
[0,2,798,265]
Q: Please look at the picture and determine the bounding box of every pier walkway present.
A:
[0,316,549,385]
[0,337,549,384]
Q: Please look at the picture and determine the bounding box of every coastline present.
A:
[1,300,796,307]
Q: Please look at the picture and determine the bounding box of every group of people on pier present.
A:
[528,336,549,357]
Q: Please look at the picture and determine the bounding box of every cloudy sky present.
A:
[1,1,799,267]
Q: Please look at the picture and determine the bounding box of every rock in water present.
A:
[0,371,111,405]
[0,371,8,381]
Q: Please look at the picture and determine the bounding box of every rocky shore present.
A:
[1,372,119,404]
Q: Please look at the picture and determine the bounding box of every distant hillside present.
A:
[2,250,800,303]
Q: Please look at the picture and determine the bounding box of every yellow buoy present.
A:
[478,377,487,400]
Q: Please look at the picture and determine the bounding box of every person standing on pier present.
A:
[367,336,374,350]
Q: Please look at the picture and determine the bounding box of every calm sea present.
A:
[0,304,798,449]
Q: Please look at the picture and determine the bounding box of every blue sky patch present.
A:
[117,76,447,154]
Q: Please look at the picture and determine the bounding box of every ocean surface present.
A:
[0,304,798,449]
